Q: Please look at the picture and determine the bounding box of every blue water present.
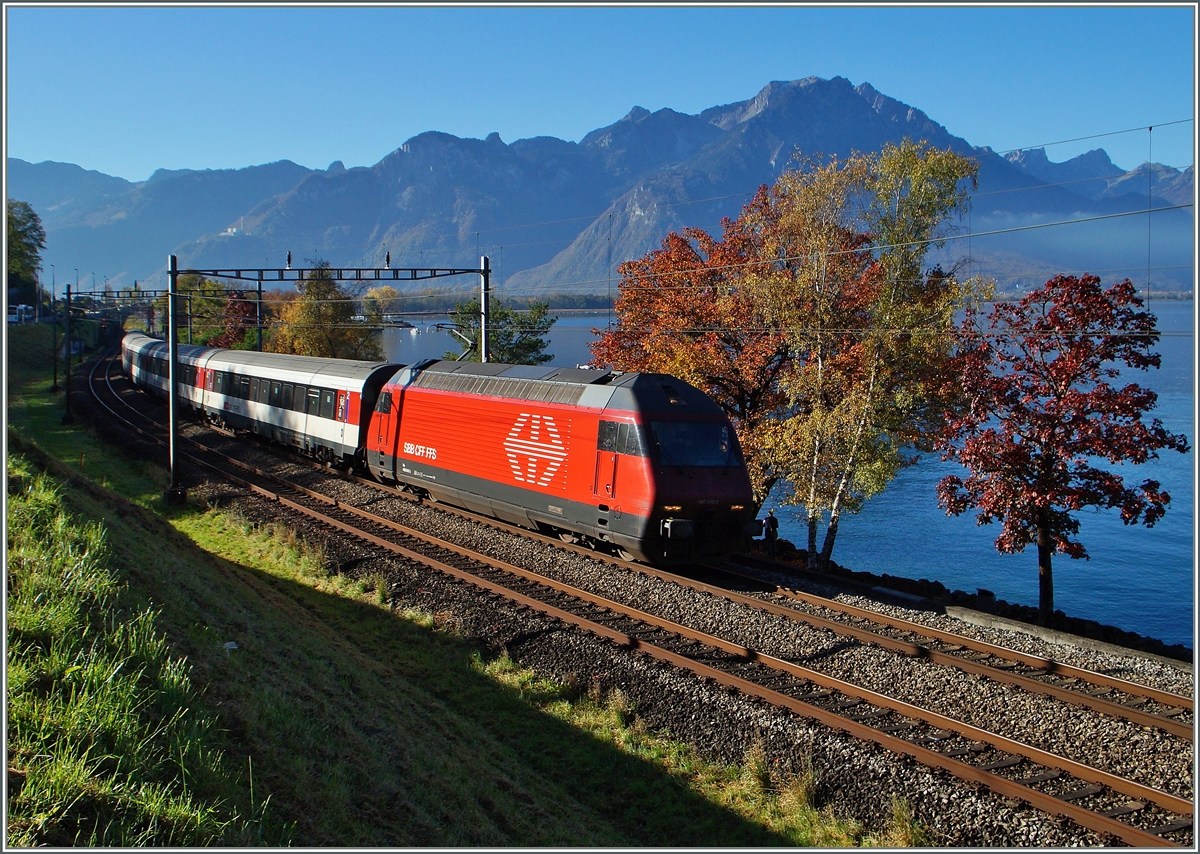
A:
[383,305,1195,647]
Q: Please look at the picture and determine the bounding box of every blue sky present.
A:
[5,5,1195,182]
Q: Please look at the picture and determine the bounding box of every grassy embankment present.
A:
[5,323,925,846]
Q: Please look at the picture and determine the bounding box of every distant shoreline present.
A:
[379,293,1193,321]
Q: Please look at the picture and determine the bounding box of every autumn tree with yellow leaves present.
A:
[267,262,382,360]
[592,140,984,570]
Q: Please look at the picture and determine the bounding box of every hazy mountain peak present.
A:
[1006,147,1122,180]
[853,81,941,134]
[701,76,829,130]
[10,76,1191,299]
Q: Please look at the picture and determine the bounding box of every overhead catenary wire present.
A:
[101,119,1192,312]
[147,201,1191,302]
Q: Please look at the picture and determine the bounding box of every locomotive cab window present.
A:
[374,392,393,414]
[598,420,647,457]
[650,421,742,467]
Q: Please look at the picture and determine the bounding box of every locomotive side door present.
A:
[593,420,620,500]
[367,388,401,479]
[593,451,617,499]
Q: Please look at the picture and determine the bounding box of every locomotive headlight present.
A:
[730,504,745,511]
[662,505,682,512]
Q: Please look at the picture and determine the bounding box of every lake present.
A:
[383,303,1195,647]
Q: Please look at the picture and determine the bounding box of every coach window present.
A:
[258,380,270,404]
[306,388,321,416]
[319,389,336,420]
[250,378,260,400]
[270,382,282,407]
[239,376,251,400]
[282,383,294,410]
[291,385,306,412]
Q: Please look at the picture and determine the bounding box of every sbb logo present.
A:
[504,414,567,487]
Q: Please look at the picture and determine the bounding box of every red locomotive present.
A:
[122,331,755,562]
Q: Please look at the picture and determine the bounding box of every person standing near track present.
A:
[763,508,779,558]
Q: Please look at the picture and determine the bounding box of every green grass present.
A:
[6,324,926,846]
[6,454,281,846]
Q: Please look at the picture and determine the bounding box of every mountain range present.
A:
[8,76,1193,299]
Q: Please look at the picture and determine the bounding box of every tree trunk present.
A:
[1036,511,1055,625]
[818,511,841,572]
[806,435,822,571]
[807,512,819,571]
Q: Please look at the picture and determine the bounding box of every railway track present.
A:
[88,352,1195,846]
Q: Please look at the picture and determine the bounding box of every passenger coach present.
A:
[122,331,396,466]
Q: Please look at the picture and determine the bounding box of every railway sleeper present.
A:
[1056,784,1105,802]
[1146,817,1193,836]
[979,756,1024,772]
[1100,801,1146,819]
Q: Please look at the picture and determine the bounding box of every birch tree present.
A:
[595,141,982,570]
[763,142,981,570]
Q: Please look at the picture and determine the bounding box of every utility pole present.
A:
[165,254,186,504]
[50,267,58,392]
[257,271,264,351]
[62,277,74,424]
[480,255,490,363]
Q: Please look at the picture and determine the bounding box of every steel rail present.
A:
[183,431,1193,735]
[260,476,1195,820]
[331,462,1192,723]
[721,560,1195,711]
[338,468,1193,737]
[159,385,1193,740]
[88,357,1192,846]
[685,565,1194,739]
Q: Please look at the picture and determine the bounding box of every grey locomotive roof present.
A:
[418,359,615,386]
[405,358,723,416]
[125,332,399,381]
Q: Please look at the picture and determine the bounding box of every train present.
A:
[121,330,757,563]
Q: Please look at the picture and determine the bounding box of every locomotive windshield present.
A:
[649,421,742,467]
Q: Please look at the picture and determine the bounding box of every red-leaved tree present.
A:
[936,275,1189,623]
[209,290,257,349]
[590,187,794,506]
